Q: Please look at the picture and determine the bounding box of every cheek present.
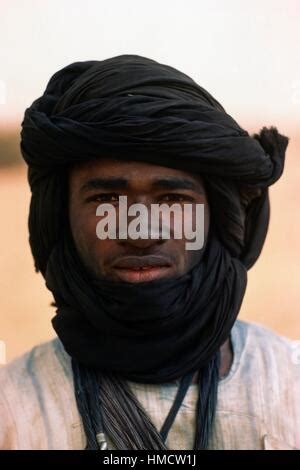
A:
[180,203,209,240]
[204,204,210,237]
[70,207,120,270]
[69,203,101,257]
[71,209,95,243]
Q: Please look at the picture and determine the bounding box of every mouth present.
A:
[111,255,173,283]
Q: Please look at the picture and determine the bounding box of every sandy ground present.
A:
[0,137,300,363]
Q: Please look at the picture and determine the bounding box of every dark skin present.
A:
[69,159,233,383]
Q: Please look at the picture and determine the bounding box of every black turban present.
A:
[21,55,288,276]
[20,55,289,384]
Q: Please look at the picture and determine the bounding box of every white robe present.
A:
[0,319,299,450]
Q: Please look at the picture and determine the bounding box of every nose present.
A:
[117,236,166,250]
[116,198,169,249]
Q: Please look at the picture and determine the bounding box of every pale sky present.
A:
[0,0,299,130]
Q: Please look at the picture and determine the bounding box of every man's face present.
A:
[69,159,210,283]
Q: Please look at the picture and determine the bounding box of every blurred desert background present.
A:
[0,0,299,363]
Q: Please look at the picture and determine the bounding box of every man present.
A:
[0,55,299,450]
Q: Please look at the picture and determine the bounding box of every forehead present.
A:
[69,158,205,187]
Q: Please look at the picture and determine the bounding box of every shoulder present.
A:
[218,320,300,449]
[0,338,76,449]
[233,318,300,366]
[235,319,300,422]
[0,337,71,392]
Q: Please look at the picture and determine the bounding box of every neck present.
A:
[218,336,233,379]
[172,336,233,385]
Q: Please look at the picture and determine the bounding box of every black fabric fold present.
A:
[47,222,246,383]
[20,54,289,384]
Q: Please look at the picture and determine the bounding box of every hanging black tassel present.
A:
[72,350,220,450]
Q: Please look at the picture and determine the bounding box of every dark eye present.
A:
[86,193,120,203]
[159,194,194,203]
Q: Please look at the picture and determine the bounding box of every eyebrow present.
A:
[151,177,201,192]
[80,176,204,194]
[80,177,128,193]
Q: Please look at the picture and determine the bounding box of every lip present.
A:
[113,266,173,283]
[111,255,173,283]
[112,255,172,269]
